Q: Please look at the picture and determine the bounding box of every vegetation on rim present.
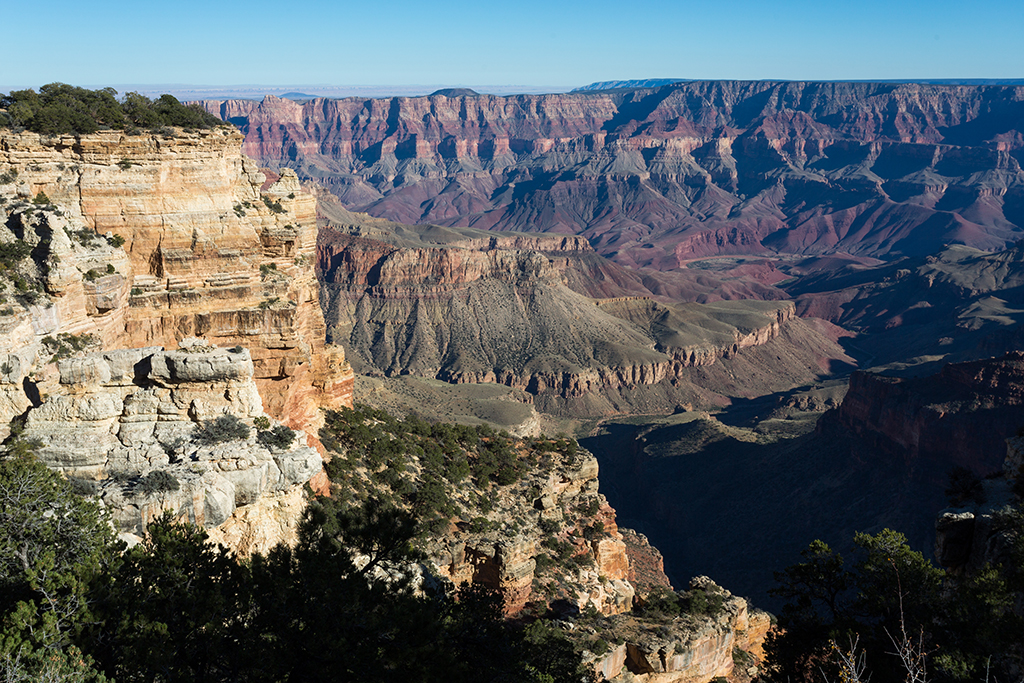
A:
[0,83,226,136]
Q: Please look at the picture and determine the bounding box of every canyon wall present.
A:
[201,82,1024,276]
[19,341,324,556]
[0,129,353,436]
[823,351,1024,481]
[316,214,841,416]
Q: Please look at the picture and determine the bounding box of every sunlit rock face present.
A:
[0,129,354,438]
[19,342,322,556]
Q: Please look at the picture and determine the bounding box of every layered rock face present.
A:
[318,210,853,416]
[201,81,1024,274]
[20,342,323,556]
[589,577,771,683]
[786,242,1024,368]
[0,129,353,435]
[426,448,636,616]
[824,351,1024,481]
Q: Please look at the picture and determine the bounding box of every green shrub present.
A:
[41,332,98,361]
[253,416,271,430]
[634,587,682,620]
[0,240,32,270]
[106,234,126,248]
[262,196,285,213]
[140,470,180,494]
[196,414,251,445]
[0,84,225,135]
[682,587,725,617]
[946,466,986,507]
[258,424,295,450]
[31,191,50,205]
[0,168,17,184]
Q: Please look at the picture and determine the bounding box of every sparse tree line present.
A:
[0,427,590,683]
[0,83,225,136]
[762,495,1024,682]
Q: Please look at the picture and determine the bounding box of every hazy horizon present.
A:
[4,0,1021,90]
[4,77,1024,103]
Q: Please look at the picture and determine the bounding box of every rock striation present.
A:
[823,351,1024,482]
[200,81,1024,274]
[317,208,853,416]
[587,577,772,683]
[0,128,354,437]
[20,341,323,556]
[425,447,637,617]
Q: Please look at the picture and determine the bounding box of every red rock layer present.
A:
[199,82,1024,272]
[826,351,1024,480]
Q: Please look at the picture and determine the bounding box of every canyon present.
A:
[317,199,854,418]
[0,119,774,682]
[201,81,1024,283]
[5,80,1024,681]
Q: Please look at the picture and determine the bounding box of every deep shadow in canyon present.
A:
[582,403,946,612]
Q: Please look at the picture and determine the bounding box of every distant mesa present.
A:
[280,92,317,100]
[572,78,689,91]
[429,87,479,97]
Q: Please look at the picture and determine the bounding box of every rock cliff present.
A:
[18,340,323,556]
[0,128,353,437]
[318,405,769,681]
[200,81,1024,276]
[824,351,1024,482]
[317,207,853,416]
[587,577,771,683]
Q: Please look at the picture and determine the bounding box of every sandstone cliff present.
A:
[200,81,1024,279]
[0,128,353,437]
[586,577,771,683]
[18,340,323,556]
[319,405,769,681]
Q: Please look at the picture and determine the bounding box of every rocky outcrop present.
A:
[200,82,1024,275]
[424,448,635,616]
[621,528,673,596]
[586,578,771,683]
[934,436,1023,572]
[19,341,322,556]
[824,352,1024,481]
[0,129,354,436]
[317,216,823,416]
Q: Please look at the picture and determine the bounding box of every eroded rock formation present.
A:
[0,128,353,436]
[825,351,1024,481]
[587,577,771,683]
[317,208,853,416]
[426,448,636,616]
[20,341,323,556]
[201,82,1024,277]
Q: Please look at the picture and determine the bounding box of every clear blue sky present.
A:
[2,0,1021,91]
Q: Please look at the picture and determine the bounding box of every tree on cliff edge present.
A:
[0,453,118,681]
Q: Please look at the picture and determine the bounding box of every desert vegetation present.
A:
[763,524,1024,682]
[0,83,225,135]
[0,424,592,683]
